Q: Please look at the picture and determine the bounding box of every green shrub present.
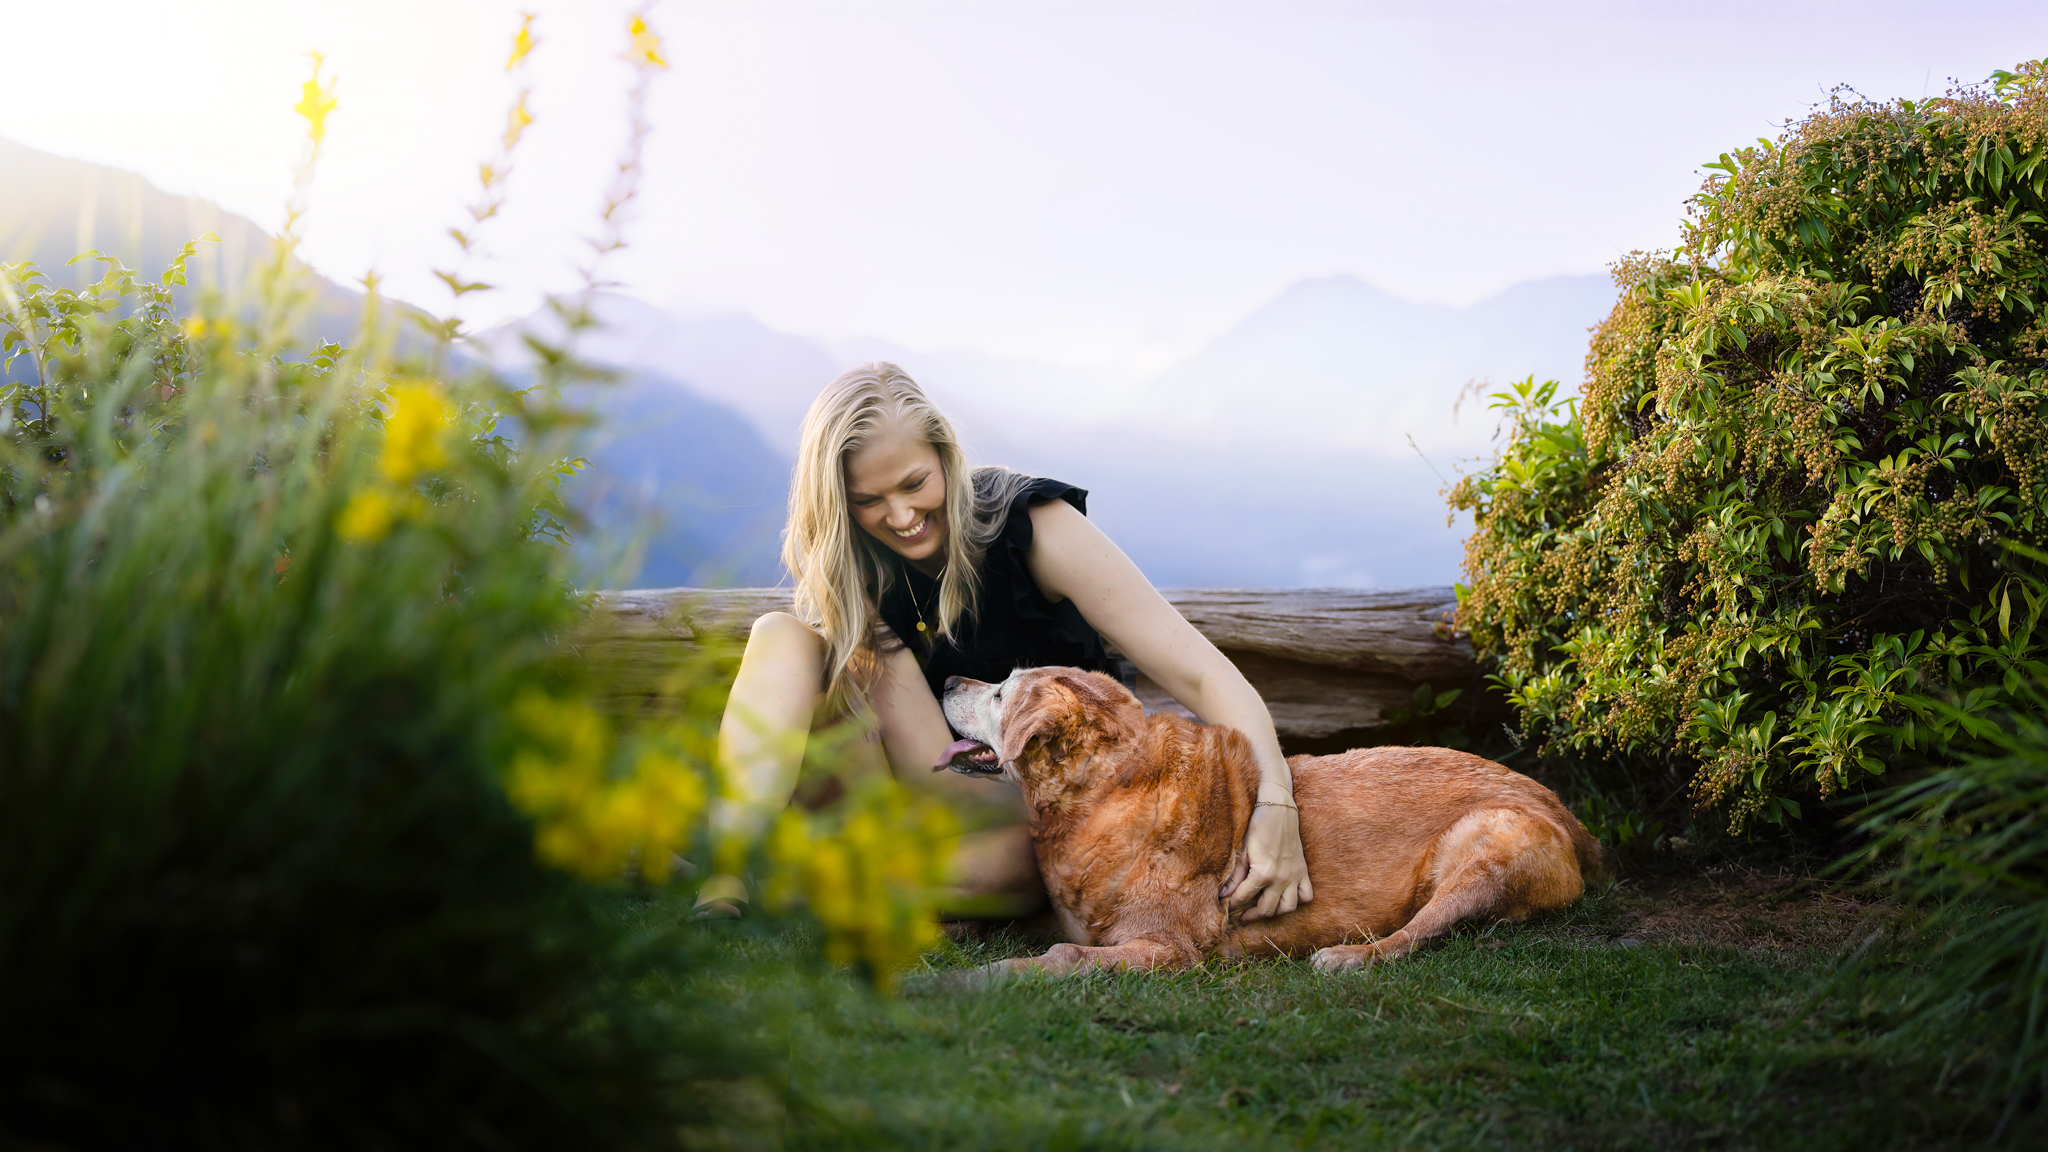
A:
[0,240,784,1146]
[0,26,963,1142]
[1451,62,2048,828]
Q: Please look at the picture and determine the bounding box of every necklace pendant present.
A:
[916,621,927,632]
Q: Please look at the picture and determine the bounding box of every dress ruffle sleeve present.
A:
[991,478,1089,631]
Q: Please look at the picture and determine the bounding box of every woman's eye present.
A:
[906,476,926,491]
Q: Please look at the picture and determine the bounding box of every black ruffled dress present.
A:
[875,477,1122,700]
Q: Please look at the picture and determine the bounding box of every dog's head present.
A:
[936,667,1146,795]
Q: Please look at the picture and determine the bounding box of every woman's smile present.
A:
[844,419,949,570]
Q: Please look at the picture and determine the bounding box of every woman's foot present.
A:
[693,872,750,919]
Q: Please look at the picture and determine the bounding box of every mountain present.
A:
[495,295,840,456]
[0,138,792,588]
[512,273,1618,590]
[566,369,789,587]
[0,136,369,352]
[8,136,1620,591]
[1140,273,1615,458]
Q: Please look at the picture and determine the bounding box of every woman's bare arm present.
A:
[1024,499,1312,921]
[871,641,954,775]
[870,639,1023,811]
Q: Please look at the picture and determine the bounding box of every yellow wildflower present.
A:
[764,777,956,990]
[337,489,397,542]
[380,382,454,485]
[295,55,338,145]
[502,93,533,151]
[504,692,711,882]
[506,13,536,70]
[625,15,667,69]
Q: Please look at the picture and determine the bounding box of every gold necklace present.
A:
[911,587,931,634]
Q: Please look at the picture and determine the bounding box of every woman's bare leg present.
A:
[713,611,826,849]
[869,645,1044,916]
[711,614,1043,916]
[944,823,1046,918]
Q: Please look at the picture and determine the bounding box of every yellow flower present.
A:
[763,777,957,991]
[380,382,454,485]
[506,14,536,71]
[504,692,712,882]
[337,489,397,542]
[502,93,533,151]
[295,55,338,145]
[625,15,667,69]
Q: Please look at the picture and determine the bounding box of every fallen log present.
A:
[578,586,1489,752]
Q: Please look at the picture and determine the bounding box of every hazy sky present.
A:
[4,0,2045,372]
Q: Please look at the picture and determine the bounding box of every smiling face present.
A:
[844,418,948,572]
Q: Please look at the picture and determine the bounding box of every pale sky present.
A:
[4,0,2044,372]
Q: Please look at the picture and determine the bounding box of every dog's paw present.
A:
[1309,945,1376,972]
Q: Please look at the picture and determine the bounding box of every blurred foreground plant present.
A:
[765,776,958,991]
[0,19,955,1150]
[0,237,781,1145]
[1844,659,2048,1116]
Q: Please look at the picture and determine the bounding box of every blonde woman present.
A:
[715,363,1310,922]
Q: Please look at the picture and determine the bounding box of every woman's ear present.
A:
[996,683,1063,769]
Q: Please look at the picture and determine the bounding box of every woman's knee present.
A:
[745,611,823,663]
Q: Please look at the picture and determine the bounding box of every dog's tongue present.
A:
[935,738,993,771]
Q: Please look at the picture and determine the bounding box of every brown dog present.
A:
[935,667,1606,976]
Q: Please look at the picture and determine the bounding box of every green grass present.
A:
[775,888,2027,1151]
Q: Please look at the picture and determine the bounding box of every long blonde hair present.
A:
[783,363,1033,703]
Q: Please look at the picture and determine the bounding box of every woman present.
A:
[715,363,1310,922]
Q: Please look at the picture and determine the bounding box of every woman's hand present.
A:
[1225,803,1312,922]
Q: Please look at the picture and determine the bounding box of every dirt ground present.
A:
[947,850,1900,956]
[1605,854,1897,953]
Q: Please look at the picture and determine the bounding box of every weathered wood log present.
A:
[1118,589,1481,748]
[576,587,795,702]
[578,586,1487,751]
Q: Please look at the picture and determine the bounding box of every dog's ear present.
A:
[1063,669,1145,738]
[996,679,1067,769]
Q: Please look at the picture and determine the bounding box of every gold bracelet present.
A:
[1254,800,1298,811]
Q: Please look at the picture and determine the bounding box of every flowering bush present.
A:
[765,777,958,990]
[1452,62,2048,828]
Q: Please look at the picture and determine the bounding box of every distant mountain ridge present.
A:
[490,273,1618,588]
[1141,273,1614,456]
[7,135,1624,590]
[0,137,791,588]
[1,136,370,351]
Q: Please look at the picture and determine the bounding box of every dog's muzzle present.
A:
[936,738,1002,775]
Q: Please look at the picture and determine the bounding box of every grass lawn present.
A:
[779,865,2026,1150]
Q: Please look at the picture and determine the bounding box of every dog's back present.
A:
[1222,746,1607,959]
